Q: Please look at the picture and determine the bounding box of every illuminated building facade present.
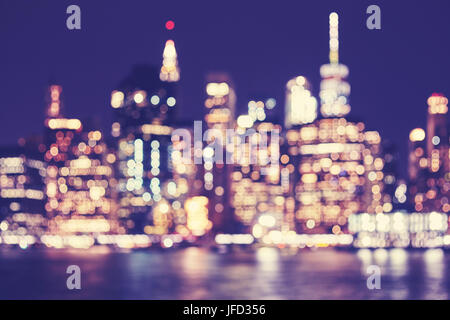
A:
[362,131,393,215]
[282,78,317,232]
[408,94,449,213]
[202,73,236,233]
[425,94,449,213]
[0,145,46,246]
[170,125,206,238]
[285,76,318,128]
[43,86,118,246]
[111,70,174,234]
[289,119,364,233]
[231,99,286,240]
[408,127,428,211]
[44,85,83,220]
[111,36,183,236]
[350,96,449,248]
[45,129,118,239]
[285,13,393,235]
[349,211,448,248]
[381,141,401,211]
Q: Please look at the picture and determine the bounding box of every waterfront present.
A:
[0,247,449,300]
[0,3,449,304]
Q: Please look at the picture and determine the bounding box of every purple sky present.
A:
[0,0,449,179]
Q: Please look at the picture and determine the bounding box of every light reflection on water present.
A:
[423,249,446,300]
[0,247,448,299]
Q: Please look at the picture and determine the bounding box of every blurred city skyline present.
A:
[0,0,449,302]
[0,0,449,180]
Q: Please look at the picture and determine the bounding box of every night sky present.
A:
[0,0,449,179]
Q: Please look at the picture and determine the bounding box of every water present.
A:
[0,247,449,299]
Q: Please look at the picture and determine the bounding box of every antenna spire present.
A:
[47,85,62,118]
[329,12,339,64]
[160,21,180,82]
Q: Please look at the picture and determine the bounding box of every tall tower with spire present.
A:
[319,12,351,118]
[160,19,180,83]
[108,21,191,237]
[160,39,180,83]
[284,12,393,237]
[46,85,63,118]
[159,21,180,125]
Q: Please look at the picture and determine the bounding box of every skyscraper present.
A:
[0,144,46,247]
[160,39,180,83]
[111,34,183,236]
[231,99,285,240]
[319,12,351,119]
[111,67,175,235]
[43,85,117,248]
[202,73,236,233]
[425,94,449,213]
[285,76,318,128]
[170,124,207,238]
[408,94,449,213]
[288,13,392,235]
[43,85,83,220]
[408,127,428,211]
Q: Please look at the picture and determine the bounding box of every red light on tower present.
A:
[165,20,175,30]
